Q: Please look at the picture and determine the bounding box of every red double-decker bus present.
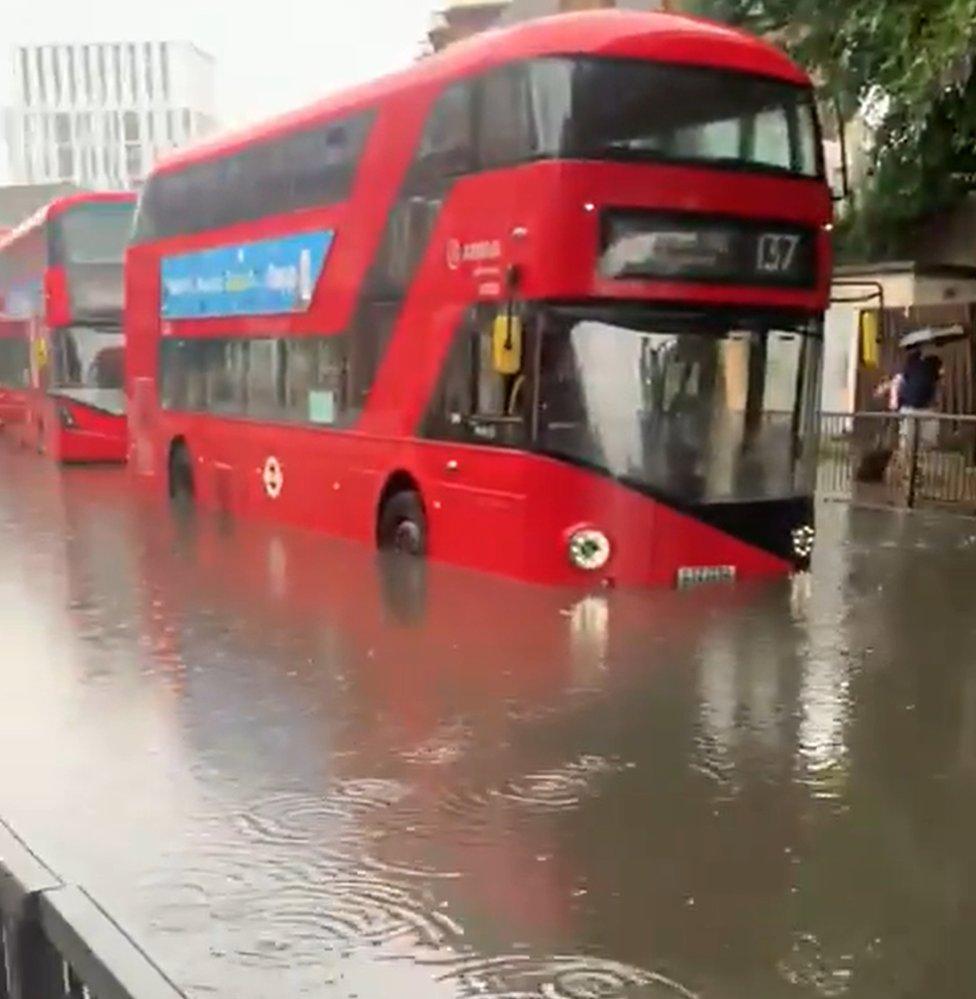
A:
[0,192,136,463]
[126,10,830,588]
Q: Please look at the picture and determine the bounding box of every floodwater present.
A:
[0,445,975,999]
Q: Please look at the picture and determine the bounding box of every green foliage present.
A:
[694,0,976,260]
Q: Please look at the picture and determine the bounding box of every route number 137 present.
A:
[757,233,800,275]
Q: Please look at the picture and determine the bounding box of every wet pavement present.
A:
[1,444,975,999]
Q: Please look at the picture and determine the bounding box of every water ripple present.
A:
[434,953,697,999]
[497,755,629,812]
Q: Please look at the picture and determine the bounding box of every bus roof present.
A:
[0,191,135,257]
[155,9,810,178]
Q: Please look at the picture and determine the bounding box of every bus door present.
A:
[427,303,532,575]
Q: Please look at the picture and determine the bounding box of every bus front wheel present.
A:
[168,441,195,504]
[378,490,427,557]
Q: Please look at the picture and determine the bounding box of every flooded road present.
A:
[1,445,975,998]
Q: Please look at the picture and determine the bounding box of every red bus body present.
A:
[126,11,832,588]
[0,192,136,463]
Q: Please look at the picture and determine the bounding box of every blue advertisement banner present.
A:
[160,230,335,319]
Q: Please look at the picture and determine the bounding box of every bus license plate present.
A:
[676,565,737,588]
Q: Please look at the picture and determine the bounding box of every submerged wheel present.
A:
[378,490,427,557]
[168,441,195,504]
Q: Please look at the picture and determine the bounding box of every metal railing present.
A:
[819,411,976,511]
[0,818,185,999]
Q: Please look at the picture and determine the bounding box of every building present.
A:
[0,41,216,190]
[428,1,509,51]
[427,0,667,51]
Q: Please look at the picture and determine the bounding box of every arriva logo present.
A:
[462,239,502,263]
[447,238,502,271]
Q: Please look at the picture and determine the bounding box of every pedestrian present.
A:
[896,353,944,492]
[898,350,941,412]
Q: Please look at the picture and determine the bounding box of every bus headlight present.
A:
[791,525,816,560]
[568,528,611,571]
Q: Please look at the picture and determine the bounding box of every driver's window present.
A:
[467,306,527,444]
[424,304,529,447]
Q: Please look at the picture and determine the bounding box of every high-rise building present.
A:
[0,41,216,190]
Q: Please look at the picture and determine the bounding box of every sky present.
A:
[2,0,442,126]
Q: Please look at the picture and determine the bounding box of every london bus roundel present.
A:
[262,456,284,499]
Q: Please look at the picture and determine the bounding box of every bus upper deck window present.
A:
[417,82,475,180]
[477,66,537,168]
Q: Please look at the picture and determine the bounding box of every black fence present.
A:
[819,411,976,511]
[0,818,185,999]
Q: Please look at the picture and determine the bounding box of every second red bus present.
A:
[0,192,136,463]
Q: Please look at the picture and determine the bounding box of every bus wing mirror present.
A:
[492,313,522,375]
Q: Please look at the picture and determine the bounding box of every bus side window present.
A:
[413,82,476,187]
[134,113,374,240]
[347,300,400,416]
[370,195,443,298]
[160,340,210,412]
[209,341,247,415]
[283,337,347,425]
[245,339,284,421]
[476,65,537,168]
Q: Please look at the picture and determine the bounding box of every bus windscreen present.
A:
[530,57,821,178]
[50,203,135,266]
[50,325,126,414]
[536,307,821,504]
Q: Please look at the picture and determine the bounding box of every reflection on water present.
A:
[0,446,975,998]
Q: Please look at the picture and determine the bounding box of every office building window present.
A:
[97,46,107,105]
[51,47,62,105]
[36,49,46,104]
[123,110,139,142]
[113,45,122,104]
[67,47,77,105]
[57,146,74,180]
[144,42,154,100]
[82,46,92,104]
[125,143,142,179]
[20,50,31,105]
[160,43,170,101]
[128,44,138,104]
[54,112,71,143]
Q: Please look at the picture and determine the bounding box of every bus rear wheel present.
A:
[168,441,195,504]
[378,490,427,557]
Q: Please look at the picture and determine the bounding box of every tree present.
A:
[691,0,976,260]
